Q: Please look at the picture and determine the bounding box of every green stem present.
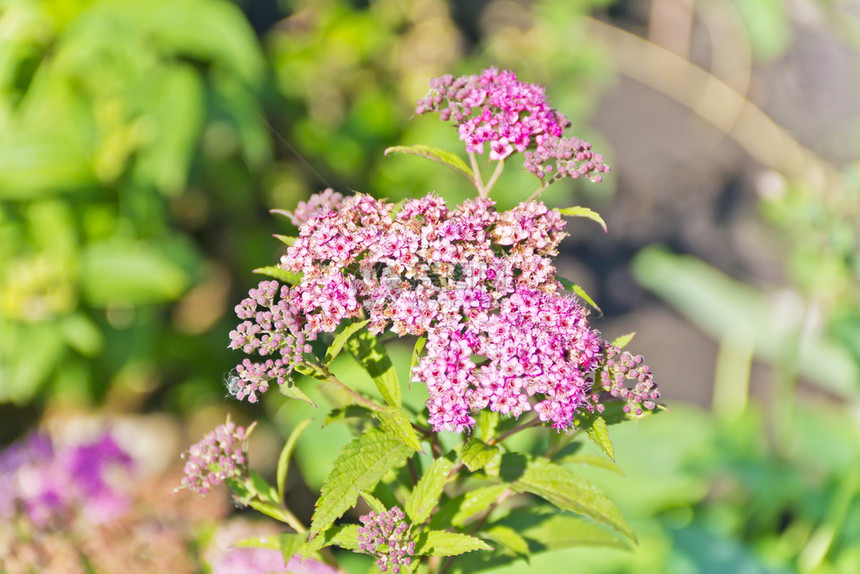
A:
[320,365,384,412]
[469,152,486,197]
[483,160,505,196]
[526,180,550,202]
[487,416,541,446]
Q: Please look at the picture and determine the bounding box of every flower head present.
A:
[416,67,610,186]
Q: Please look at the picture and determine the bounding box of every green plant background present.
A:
[2,0,860,572]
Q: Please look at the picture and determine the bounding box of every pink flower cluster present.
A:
[357,507,415,573]
[181,418,253,496]
[416,67,610,183]
[228,191,659,433]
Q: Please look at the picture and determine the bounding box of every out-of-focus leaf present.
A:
[60,313,103,356]
[277,418,313,504]
[133,64,205,196]
[632,247,860,399]
[731,0,790,61]
[81,238,189,305]
[310,427,412,539]
[519,513,627,551]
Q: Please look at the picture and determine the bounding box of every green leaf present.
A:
[410,337,426,374]
[233,535,281,549]
[430,485,508,529]
[556,453,623,475]
[611,332,636,349]
[278,418,313,504]
[460,438,500,472]
[557,277,602,315]
[326,319,371,365]
[384,145,475,184]
[253,265,301,285]
[324,405,373,427]
[482,525,530,558]
[274,234,298,246]
[310,427,412,539]
[359,491,388,514]
[81,239,190,305]
[279,533,307,564]
[585,416,615,462]
[519,513,627,551]
[302,524,349,559]
[248,499,298,525]
[331,524,361,551]
[483,454,635,541]
[479,411,499,442]
[346,330,401,407]
[375,406,424,452]
[417,531,493,557]
[405,456,454,524]
[557,206,607,232]
[279,381,317,406]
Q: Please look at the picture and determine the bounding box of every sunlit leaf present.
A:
[310,427,412,539]
[326,319,371,365]
[384,145,475,184]
[416,531,493,557]
[346,330,401,407]
[252,266,300,285]
[557,206,607,232]
[460,438,500,472]
[405,456,454,524]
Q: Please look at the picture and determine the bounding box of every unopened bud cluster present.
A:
[181,418,253,496]
[357,507,415,573]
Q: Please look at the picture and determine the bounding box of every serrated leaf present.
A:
[483,454,635,541]
[479,411,499,442]
[310,428,412,539]
[375,407,424,452]
[416,531,493,557]
[279,381,317,406]
[520,514,628,551]
[611,332,636,349]
[557,206,607,232]
[274,234,297,246]
[324,405,373,427]
[430,485,508,529]
[253,265,301,285]
[405,457,454,524]
[278,418,313,504]
[326,319,371,364]
[460,438,500,472]
[482,525,530,558]
[331,524,361,551]
[585,416,615,462]
[346,330,401,407]
[359,491,388,514]
[303,524,352,559]
[556,453,623,475]
[557,277,602,315]
[279,533,307,564]
[384,145,475,184]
